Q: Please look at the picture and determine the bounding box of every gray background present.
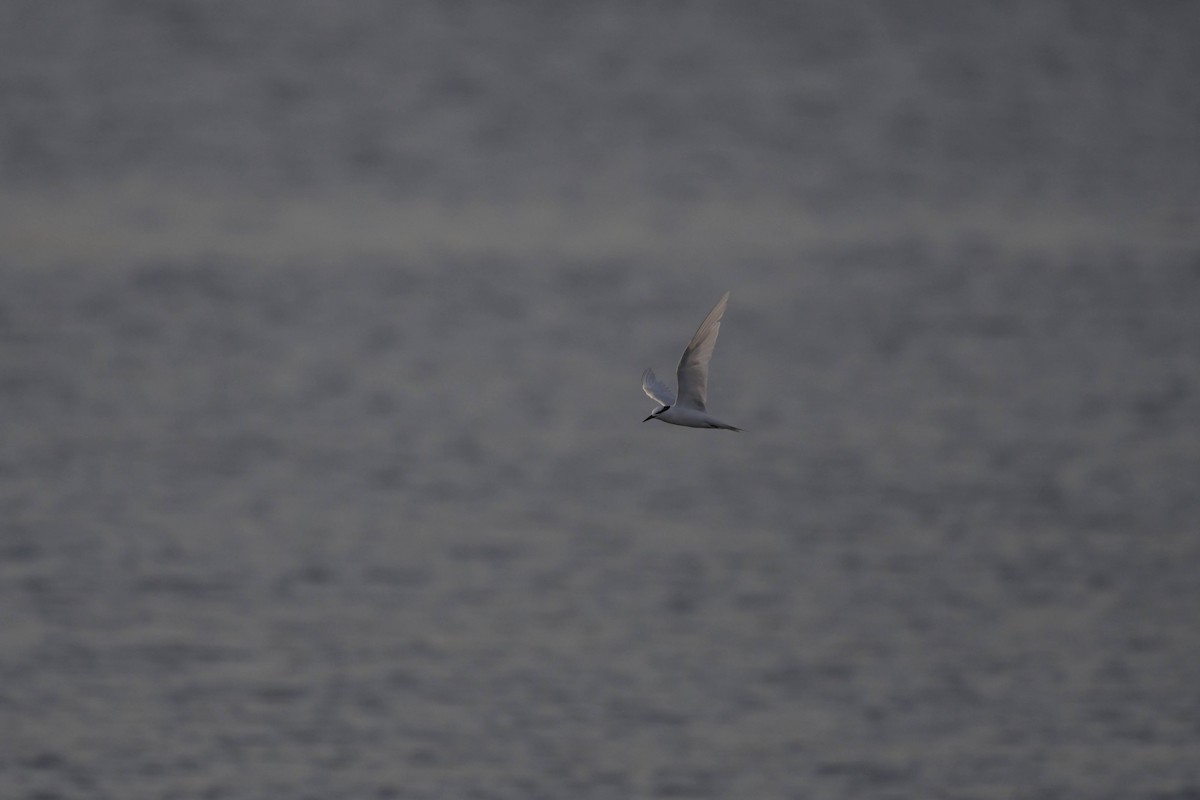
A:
[2,2,1199,798]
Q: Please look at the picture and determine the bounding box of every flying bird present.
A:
[642,291,742,431]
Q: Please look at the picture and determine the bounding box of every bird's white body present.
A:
[642,291,742,431]
[647,403,741,430]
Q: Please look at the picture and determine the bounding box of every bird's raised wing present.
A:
[674,291,729,411]
[641,367,676,407]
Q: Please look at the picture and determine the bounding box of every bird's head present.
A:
[643,405,670,422]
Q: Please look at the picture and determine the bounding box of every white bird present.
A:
[642,291,743,431]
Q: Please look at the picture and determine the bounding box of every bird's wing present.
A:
[642,367,676,407]
[674,292,729,411]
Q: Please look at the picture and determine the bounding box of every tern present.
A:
[642,291,743,431]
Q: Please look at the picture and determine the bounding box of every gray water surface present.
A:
[3,4,1199,799]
